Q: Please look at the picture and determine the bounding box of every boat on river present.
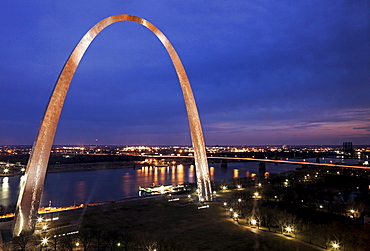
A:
[138,184,186,196]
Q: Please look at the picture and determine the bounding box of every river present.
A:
[1,157,356,207]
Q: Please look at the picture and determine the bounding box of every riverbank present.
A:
[0,161,148,177]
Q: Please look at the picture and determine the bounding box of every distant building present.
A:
[342,142,355,157]
[342,142,353,151]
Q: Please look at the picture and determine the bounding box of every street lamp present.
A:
[251,219,257,226]
[331,241,340,249]
[233,213,239,222]
[285,226,292,233]
[349,209,356,218]
[41,237,48,245]
[40,237,48,251]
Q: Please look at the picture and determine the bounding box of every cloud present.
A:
[354,127,370,132]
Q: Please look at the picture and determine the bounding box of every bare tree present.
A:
[103,230,120,251]
[118,232,134,251]
[0,242,12,251]
[77,229,92,251]
[260,207,275,232]
[59,236,75,251]
[12,231,35,251]
[316,224,332,249]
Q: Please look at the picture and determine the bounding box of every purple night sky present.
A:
[0,1,369,146]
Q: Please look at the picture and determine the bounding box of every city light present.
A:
[331,241,340,249]
[41,237,48,245]
[253,192,260,199]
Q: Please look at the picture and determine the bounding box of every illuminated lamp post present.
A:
[41,237,48,251]
[233,213,239,222]
[331,241,340,250]
[285,226,294,237]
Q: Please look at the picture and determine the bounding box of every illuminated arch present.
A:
[13,14,212,235]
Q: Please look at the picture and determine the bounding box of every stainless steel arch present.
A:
[13,14,212,236]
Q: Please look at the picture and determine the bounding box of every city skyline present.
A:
[1,1,369,146]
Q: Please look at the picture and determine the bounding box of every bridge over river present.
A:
[144,155,369,170]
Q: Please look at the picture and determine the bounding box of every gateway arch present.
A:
[13,14,212,236]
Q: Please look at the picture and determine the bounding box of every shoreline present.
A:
[0,161,161,177]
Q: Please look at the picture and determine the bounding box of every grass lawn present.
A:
[44,195,322,251]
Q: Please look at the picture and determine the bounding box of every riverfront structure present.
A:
[13,14,212,236]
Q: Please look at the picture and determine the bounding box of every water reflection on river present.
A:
[0,161,298,207]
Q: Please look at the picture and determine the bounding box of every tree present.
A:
[316,224,332,249]
[77,229,93,251]
[12,231,35,251]
[59,236,75,251]
[90,226,104,251]
[103,230,120,251]
[0,242,11,251]
[260,207,275,232]
[118,232,134,251]
[301,222,315,244]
